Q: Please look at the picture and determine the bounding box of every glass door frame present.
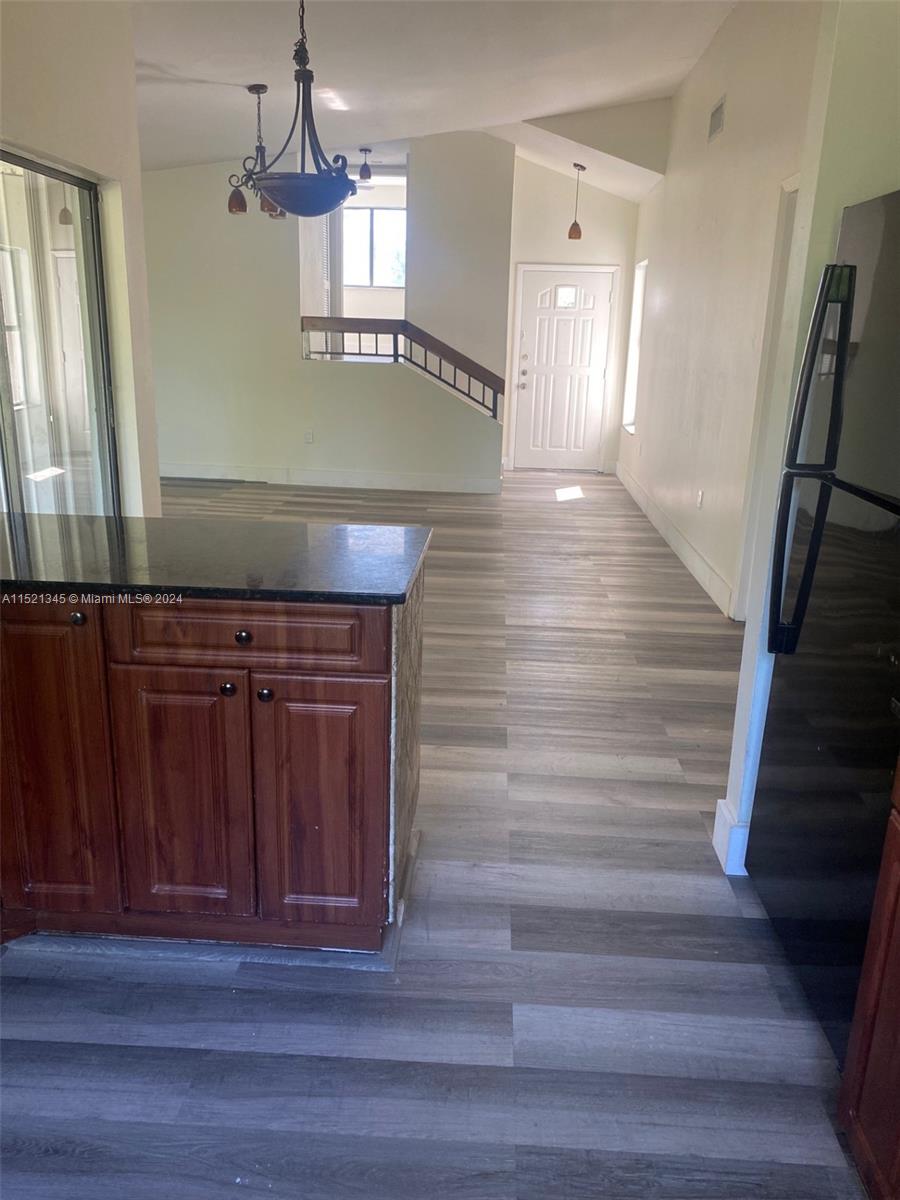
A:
[0,148,121,517]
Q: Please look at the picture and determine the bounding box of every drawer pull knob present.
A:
[234,629,253,645]
[219,682,237,697]
[69,611,87,626]
[256,687,274,703]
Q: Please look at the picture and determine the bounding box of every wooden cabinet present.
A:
[0,589,419,952]
[0,602,121,915]
[104,598,390,674]
[840,765,900,1200]
[252,673,388,927]
[108,665,255,916]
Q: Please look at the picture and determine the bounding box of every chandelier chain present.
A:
[294,0,310,68]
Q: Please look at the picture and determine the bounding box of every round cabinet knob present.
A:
[256,687,274,703]
[234,629,253,645]
[219,682,237,697]
[69,611,87,626]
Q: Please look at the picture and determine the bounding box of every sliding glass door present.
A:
[0,151,119,515]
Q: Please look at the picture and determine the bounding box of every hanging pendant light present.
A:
[568,162,586,240]
[358,148,372,182]
[227,187,247,214]
[226,1,356,218]
[58,205,73,227]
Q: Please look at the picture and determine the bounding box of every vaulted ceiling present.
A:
[134,0,733,180]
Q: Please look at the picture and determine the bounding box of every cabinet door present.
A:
[0,601,121,913]
[840,807,900,1200]
[251,673,389,927]
[108,665,255,916]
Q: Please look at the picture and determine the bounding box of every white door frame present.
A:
[508,262,620,471]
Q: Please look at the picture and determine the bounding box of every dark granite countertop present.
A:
[1,512,432,605]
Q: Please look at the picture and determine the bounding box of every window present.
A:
[622,260,647,432]
[342,207,406,288]
[0,152,119,515]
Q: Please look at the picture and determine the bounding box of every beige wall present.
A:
[0,0,160,516]
[616,0,823,615]
[143,160,501,493]
[406,132,515,378]
[505,156,638,469]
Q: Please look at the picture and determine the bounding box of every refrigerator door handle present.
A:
[768,476,832,655]
[784,264,856,473]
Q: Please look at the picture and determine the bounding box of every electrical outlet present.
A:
[696,489,704,509]
[304,430,314,444]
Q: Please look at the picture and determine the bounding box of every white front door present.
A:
[513,268,613,470]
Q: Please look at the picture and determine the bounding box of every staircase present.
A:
[301,316,504,420]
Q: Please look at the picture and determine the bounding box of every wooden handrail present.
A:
[301,315,505,399]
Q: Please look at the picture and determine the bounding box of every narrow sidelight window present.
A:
[622,259,648,433]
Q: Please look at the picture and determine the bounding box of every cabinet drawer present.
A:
[103,599,390,673]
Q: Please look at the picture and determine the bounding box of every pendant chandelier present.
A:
[568,162,586,240]
[227,0,356,218]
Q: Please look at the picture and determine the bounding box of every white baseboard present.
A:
[159,462,501,495]
[615,462,734,616]
[712,796,749,875]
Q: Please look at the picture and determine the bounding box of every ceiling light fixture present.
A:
[227,0,356,219]
[358,148,372,182]
[568,162,586,240]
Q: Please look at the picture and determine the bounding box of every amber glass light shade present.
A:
[568,220,582,241]
[260,190,279,214]
[228,187,248,214]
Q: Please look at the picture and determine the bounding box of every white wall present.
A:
[616,0,823,616]
[0,0,160,516]
[406,132,515,378]
[715,0,900,873]
[143,160,501,493]
[505,155,638,469]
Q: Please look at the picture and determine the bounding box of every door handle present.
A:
[256,687,274,702]
[69,611,87,626]
[234,629,253,645]
[219,682,237,697]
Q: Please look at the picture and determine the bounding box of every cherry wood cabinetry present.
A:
[0,602,121,916]
[1,588,422,952]
[105,598,390,674]
[108,665,255,917]
[252,673,388,927]
[840,760,900,1200]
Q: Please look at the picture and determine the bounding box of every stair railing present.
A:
[301,316,503,419]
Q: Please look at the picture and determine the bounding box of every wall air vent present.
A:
[708,96,726,142]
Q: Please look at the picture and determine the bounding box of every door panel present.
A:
[514,269,612,470]
[0,601,121,912]
[252,673,388,927]
[109,665,255,916]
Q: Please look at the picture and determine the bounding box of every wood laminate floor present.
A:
[1,472,864,1199]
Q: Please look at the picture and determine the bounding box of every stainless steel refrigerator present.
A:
[745,189,900,1064]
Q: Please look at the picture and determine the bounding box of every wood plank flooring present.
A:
[0,472,864,1198]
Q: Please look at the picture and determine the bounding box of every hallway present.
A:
[1,473,864,1198]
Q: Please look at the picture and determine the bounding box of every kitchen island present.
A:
[0,511,430,951]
